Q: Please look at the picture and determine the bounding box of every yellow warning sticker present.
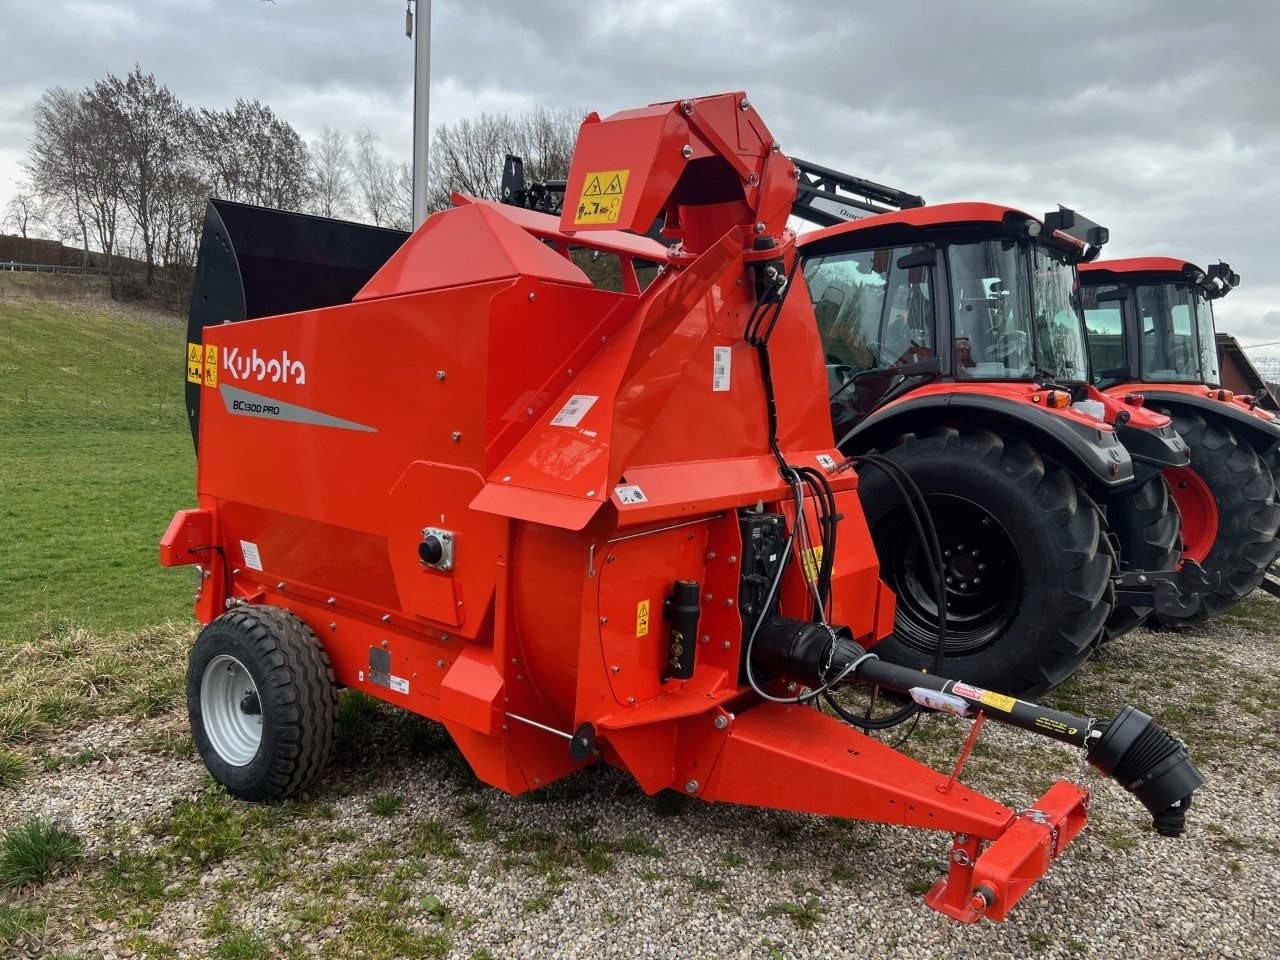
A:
[979,690,1016,712]
[186,343,204,384]
[203,343,218,388]
[801,545,824,583]
[636,598,650,637]
[574,169,629,225]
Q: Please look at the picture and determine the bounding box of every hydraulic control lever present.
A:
[753,615,1205,837]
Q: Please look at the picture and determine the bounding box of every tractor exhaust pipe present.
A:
[753,616,1204,837]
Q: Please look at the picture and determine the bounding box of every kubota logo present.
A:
[222,347,307,385]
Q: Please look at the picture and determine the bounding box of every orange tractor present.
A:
[1080,258,1280,622]
[162,92,1201,922]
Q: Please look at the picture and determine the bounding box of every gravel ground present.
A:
[3,594,1279,960]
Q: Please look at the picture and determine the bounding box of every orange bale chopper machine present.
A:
[162,92,1201,922]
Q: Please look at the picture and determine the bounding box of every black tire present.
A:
[1152,408,1280,625]
[856,426,1111,698]
[187,605,338,801]
[1096,474,1182,644]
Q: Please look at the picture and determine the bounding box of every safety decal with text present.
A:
[636,599,650,638]
[979,690,1017,712]
[573,169,629,225]
[801,545,824,583]
[240,539,263,572]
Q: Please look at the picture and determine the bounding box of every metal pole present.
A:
[411,0,432,228]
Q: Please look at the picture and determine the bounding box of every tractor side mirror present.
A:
[896,248,935,270]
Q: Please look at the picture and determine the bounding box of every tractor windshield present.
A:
[947,240,1087,382]
[1135,283,1218,384]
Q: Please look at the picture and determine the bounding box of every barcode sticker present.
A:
[713,346,732,392]
[551,394,598,427]
[390,675,410,695]
[239,540,263,572]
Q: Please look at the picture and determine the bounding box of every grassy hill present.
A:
[0,285,195,640]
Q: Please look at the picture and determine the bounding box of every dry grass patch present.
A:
[0,619,194,748]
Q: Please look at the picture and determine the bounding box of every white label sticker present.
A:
[615,484,648,505]
[390,675,410,695]
[239,540,263,571]
[816,454,836,470]
[713,346,732,392]
[551,394,598,427]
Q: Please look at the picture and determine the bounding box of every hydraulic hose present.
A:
[752,616,1204,837]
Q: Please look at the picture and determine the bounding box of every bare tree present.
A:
[425,107,581,213]
[351,128,397,226]
[3,188,42,238]
[89,67,188,284]
[191,99,310,210]
[389,160,413,231]
[26,88,94,265]
[308,126,352,219]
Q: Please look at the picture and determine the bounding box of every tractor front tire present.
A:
[1154,408,1280,625]
[1097,474,1182,644]
[188,606,338,802]
[856,426,1111,698]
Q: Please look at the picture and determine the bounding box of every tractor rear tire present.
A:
[188,605,338,802]
[1153,408,1280,625]
[856,426,1111,699]
[1096,474,1182,645]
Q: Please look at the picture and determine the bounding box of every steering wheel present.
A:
[987,329,1029,361]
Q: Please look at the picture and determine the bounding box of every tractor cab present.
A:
[800,202,1098,436]
[1079,257,1280,617]
[1079,258,1238,391]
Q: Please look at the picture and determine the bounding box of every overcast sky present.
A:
[1,0,1277,347]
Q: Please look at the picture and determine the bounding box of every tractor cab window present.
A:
[1082,284,1126,381]
[1031,245,1088,382]
[805,244,934,382]
[947,240,1035,379]
[1195,293,1222,386]
[947,240,1087,383]
[1136,284,1201,382]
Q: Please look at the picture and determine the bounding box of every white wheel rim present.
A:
[200,654,264,767]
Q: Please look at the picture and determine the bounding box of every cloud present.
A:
[0,0,1277,332]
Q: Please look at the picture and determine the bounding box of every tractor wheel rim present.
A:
[876,494,1023,656]
[200,654,263,767]
[1164,465,1217,564]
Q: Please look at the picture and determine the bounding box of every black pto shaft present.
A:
[752,615,1204,836]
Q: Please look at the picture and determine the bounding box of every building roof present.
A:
[1218,333,1280,410]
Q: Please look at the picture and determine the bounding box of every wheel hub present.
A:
[875,495,1023,656]
[200,654,264,767]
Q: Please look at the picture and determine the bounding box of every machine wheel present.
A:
[1096,475,1182,644]
[188,605,338,801]
[856,426,1111,698]
[1153,408,1280,624]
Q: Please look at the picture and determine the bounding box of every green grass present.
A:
[0,292,194,642]
[0,818,83,889]
[0,748,28,786]
[367,792,406,817]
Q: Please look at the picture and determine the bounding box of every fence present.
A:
[0,261,110,276]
